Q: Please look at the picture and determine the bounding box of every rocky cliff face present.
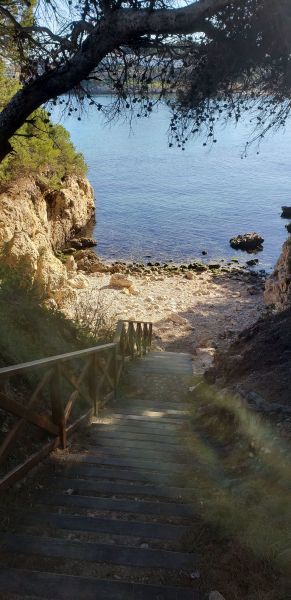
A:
[265,238,291,309]
[0,175,95,304]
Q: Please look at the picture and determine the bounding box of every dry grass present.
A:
[179,382,291,599]
[71,289,118,342]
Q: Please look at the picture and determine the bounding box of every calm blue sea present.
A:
[53,97,291,270]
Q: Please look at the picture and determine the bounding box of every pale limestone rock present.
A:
[209,592,226,600]
[0,175,95,302]
[53,286,78,307]
[265,239,291,309]
[35,248,67,295]
[0,224,13,244]
[167,313,188,325]
[65,255,77,274]
[69,275,88,289]
[45,176,95,249]
[129,286,139,296]
[3,231,39,276]
[110,274,133,288]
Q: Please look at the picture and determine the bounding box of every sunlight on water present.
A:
[53,98,291,270]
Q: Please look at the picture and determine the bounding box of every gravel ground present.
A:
[62,267,265,373]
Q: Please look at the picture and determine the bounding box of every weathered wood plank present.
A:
[93,435,181,451]
[0,343,117,377]
[100,412,185,425]
[35,492,194,518]
[85,446,189,466]
[92,439,184,455]
[53,452,191,470]
[1,533,194,569]
[0,568,198,599]
[21,512,188,540]
[0,409,92,491]
[45,477,193,500]
[52,464,178,484]
[0,369,53,462]
[91,421,180,436]
[56,447,193,472]
[0,393,58,435]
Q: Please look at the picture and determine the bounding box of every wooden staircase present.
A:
[0,326,200,598]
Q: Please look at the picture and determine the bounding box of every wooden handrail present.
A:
[0,319,153,490]
[0,343,117,378]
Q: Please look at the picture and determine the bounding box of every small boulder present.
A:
[188,262,208,272]
[110,274,133,288]
[209,592,226,600]
[246,258,259,266]
[69,237,97,250]
[229,233,264,252]
[129,286,139,296]
[63,247,77,255]
[69,239,83,250]
[281,206,291,219]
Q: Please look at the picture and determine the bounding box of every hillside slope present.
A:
[207,307,291,407]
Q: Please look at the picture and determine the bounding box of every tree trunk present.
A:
[0,0,240,162]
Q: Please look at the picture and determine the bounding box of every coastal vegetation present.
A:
[0,63,86,188]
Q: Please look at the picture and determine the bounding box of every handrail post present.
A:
[143,323,148,354]
[89,354,98,417]
[136,323,142,357]
[149,323,153,350]
[128,322,135,359]
[114,344,118,402]
[51,363,66,449]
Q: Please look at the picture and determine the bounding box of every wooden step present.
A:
[89,430,181,446]
[0,568,199,599]
[0,533,195,570]
[89,437,182,451]
[112,398,190,415]
[53,453,192,472]
[56,446,187,463]
[92,419,180,433]
[52,464,180,485]
[103,412,185,424]
[36,492,193,518]
[45,477,193,500]
[20,511,188,540]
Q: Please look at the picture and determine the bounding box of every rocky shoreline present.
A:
[58,240,268,278]
[57,244,265,374]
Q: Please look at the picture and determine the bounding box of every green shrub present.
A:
[0,64,87,188]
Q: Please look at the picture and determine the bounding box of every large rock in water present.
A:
[229,232,264,251]
[281,206,291,219]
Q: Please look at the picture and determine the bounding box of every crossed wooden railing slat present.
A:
[0,319,152,490]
